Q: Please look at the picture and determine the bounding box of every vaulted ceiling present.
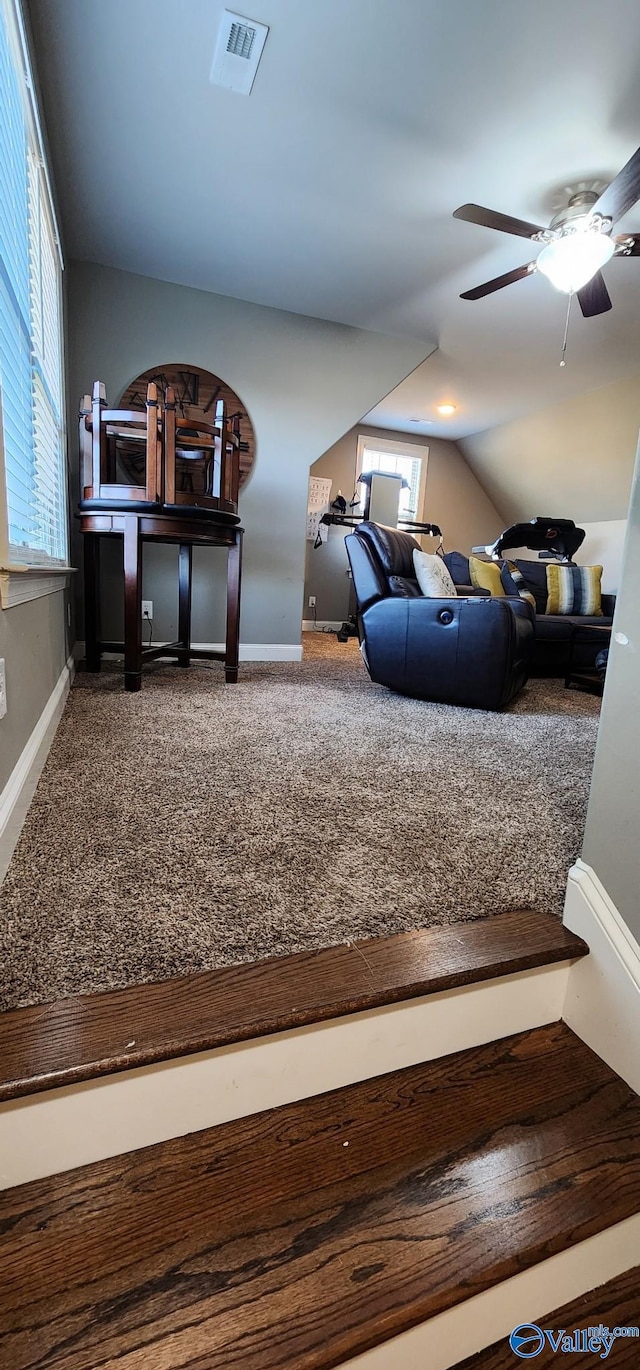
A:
[30,0,640,438]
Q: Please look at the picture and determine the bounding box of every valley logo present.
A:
[509,1322,639,1359]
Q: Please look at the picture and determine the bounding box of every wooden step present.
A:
[1,1023,639,1370]
[455,1265,640,1368]
[0,910,589,1190]
[0,909,585,1100]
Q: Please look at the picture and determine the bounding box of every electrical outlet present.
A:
[0,658,6,720]
[308,596,317,608]
[141,600,153,620]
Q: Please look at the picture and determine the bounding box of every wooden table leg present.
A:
[178,543,192,668]
[83,533,102,672]
[225,530,242,683]
[123,515,143,692]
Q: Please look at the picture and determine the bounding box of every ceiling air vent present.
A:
[227,21,255,59]
[210,10,269,95]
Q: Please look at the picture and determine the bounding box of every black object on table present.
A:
[564,623,612,695]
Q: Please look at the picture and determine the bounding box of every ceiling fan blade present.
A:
[453,203,545,239]
[615,233,640,255]
[592,146,640,224]
[577,271,612,318]
[460,262,535,300]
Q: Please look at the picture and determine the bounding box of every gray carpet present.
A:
[0,634,600,1011]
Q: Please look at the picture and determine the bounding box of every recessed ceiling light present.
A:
[436,403,457,416]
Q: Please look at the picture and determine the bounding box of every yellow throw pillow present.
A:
[546,563,603,616]
[469,555,505,596]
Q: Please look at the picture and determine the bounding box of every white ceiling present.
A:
[30,0,640,437]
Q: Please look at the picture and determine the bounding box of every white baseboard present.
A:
[342,1212,640,1370]
[75,641,302,663]
[0,961,571,1189]
[0,654,74,883]
[193,641,303,662]
[563,859,640,1094]
[302,619,343,632]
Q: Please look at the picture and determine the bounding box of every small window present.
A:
[356,435,428,521]
[0,0,67,570]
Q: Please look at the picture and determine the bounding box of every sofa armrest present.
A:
[458,589,535,623]
[601,593,616,617]
[360,595,534,710]
[505,596,536,625]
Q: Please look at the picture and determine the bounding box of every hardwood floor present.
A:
[457,1266,640,1368]
[0,909,586,1101]
[1,1023,639,1370]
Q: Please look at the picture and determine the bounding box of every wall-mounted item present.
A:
[306,476,332,544]
[119,364,256,489]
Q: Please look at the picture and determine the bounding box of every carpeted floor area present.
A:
[0,633,601,1011]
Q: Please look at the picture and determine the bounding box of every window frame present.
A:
[356,433,429,522]
[0,0,72,609]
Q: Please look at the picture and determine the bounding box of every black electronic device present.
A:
[473,517,585,563]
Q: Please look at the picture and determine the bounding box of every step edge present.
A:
[326,1210,640,1370]
[339,1215,640,1370]
[451,1262,640,1370]
[0,972,573,1189]
[0,942,586,1103]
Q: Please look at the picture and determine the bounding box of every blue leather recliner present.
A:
[345,522,534,711]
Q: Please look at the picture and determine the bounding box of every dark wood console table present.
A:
[81,509,242,692]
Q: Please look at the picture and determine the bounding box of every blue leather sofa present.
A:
[345,523,534,711]
[442,551,615,677]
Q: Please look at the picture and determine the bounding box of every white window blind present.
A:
[0,0,67,568]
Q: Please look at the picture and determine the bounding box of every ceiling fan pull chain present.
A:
[559,292,573,367]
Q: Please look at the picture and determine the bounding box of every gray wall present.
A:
[582,435,640,941]
[0,592,70,791]
[67,262,429,647]
[304,424,505,622]
[460,371,640,525]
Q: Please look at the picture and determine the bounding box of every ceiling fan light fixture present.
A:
[536,225,615,295]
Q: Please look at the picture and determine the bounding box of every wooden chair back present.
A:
[79,381,162,503]
[163,387,240,512]
[79,380,240,512]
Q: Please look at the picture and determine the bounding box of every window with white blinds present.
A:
[0,0,67,569]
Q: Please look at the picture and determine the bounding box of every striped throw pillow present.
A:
[501,561,537,608]
[545,563,603,616]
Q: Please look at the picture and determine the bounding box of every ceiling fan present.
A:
[453,146,640,317]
